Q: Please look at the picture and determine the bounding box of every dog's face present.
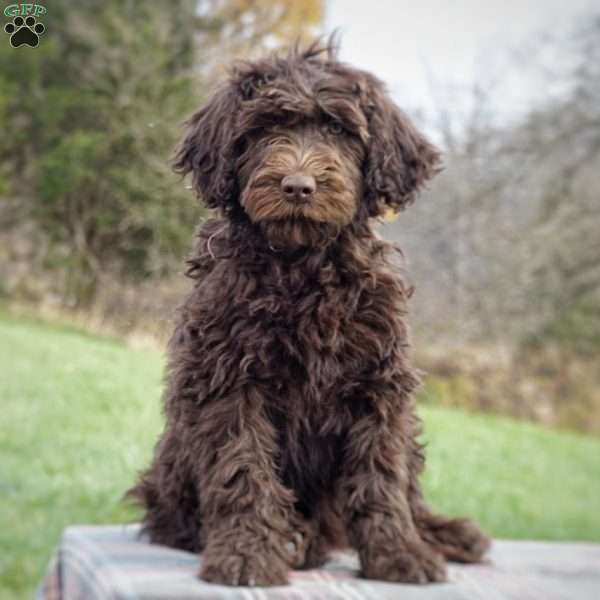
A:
[238,122,365,229]
[174,41,441,248]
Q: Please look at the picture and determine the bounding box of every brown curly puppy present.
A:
[127,40,490,587]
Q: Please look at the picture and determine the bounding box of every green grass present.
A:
[1,313,599,599]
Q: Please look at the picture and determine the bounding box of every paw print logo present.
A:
[4,15,45,48]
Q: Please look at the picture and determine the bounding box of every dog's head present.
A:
[174,40,441,248]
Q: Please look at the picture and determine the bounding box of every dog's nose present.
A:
[281,174,316,202]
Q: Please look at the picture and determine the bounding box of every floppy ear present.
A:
[173,83,241,210]
[362,76,442,217]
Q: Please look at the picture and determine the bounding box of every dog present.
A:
[127,40,490,587]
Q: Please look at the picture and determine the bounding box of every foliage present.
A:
[195,0,323,77]
[0,0,201,304]
[418,343,600,435]
[2,313,600,598]
[525,299,600,357]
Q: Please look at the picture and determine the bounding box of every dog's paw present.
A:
[361,540,447,584]
[419,515,491,563]
[200,549,289,586]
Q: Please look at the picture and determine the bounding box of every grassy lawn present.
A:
[1,313,599,599]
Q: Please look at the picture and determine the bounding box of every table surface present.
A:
[38,524,600,600]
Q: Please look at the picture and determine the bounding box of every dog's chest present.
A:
[202,251,400,422]
[246,262,361,396]
[236,258,397,440]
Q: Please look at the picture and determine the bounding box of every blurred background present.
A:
[1,1,599,598]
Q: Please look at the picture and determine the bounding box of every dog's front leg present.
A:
[340,385,447,584]
[194,385,296,586]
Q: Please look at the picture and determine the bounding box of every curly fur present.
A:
[127,39,489,587]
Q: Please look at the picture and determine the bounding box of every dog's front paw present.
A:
[361,540,447,584]
[200,544,289,586]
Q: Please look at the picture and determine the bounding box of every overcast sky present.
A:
[325,0,596,129]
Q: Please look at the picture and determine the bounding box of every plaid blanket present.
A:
[37,524,600,599]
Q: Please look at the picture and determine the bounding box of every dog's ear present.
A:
[173,83,241,210]
[361,76,442,218]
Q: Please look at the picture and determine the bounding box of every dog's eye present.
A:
[327,121,344,135]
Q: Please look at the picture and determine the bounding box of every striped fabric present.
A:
[37,524,600,599]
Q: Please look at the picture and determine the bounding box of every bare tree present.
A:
[382,13,600,352]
